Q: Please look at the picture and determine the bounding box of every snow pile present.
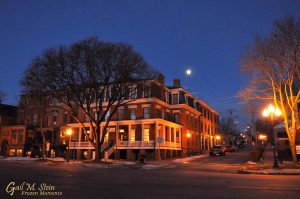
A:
[243,168,300,175]
[141,165,161,170]
[172,155,208,163]
[246,161,258,165]
[0,156,4,159]
[2,157,37,161]
[46,157,67,162]
[83,163,114,169]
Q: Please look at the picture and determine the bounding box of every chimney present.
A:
[157,73,165,86]
[173,79,181,88]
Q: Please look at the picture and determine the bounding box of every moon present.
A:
[186,69,192,75]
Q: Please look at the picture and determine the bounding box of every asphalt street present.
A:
[1,148,299,199]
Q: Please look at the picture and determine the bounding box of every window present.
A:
[33,114,38,126]
[52,112,57,125]
[105,110,110,121]
[17,129,24,144]
[143,84,150,98]
[162,111,165,119]
[117,109,124,121]
[144,128,150,142]
[11,130,17,144]
[129,87,137,100]
[130,109,136,120]
[174,113,180,123]
[165,92,169,103]
[172,93,179,104]
[130,129,136,141]
[143,107,150,119]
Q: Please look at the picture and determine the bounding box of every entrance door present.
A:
[1,140,8,156]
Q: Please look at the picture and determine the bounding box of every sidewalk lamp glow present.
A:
[187,132,191,156]
[187,132,191,138]
[262,104,282,169]
[258,134,267,141]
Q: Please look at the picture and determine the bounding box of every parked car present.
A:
[225,145,235,152]
[209,145,226,156]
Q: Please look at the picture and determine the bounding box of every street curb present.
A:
[238,169,300,175]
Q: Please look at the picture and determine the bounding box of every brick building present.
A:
[0,75,219,160]
[62,76,219,160]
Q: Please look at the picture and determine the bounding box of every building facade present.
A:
[0,75,220,160]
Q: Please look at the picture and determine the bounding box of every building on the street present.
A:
[62,76,219,160]
[0,74,219,160]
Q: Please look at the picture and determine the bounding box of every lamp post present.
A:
[66,128,72,162]
[262,104,282,169]
[187,132,191,156]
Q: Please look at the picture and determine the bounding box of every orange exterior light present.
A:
[187,132,191,138]
[66,128,72,136]
[215,135,221,140]
[258,134,267,140]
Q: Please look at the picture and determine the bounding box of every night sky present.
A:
[1,0,300,126]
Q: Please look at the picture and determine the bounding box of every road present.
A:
[0,147,299,199]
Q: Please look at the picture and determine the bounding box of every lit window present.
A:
[130,129,136,141]
[144,129,150,142]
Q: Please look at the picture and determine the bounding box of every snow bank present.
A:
[2,157,37,161]
[46,157,67,162]
[172,155,208,163]
[141,165,161,170]
[246,161,258,165]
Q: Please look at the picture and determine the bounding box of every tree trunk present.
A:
[41,132,46,160]
[290,141,298,165]
[95,141,100,161]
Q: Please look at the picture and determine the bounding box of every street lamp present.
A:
[215,135,221,145]
[187,132,191,156]
[262,104,281,169]
[66,128,72,162]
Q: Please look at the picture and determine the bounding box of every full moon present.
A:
[186,69,192,75]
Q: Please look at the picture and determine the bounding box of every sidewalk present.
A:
[239,147,300,175]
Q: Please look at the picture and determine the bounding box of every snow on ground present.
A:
[0,156,4,159]
[1,157,38,161]
[141,165,161,170]
[243,168,300,175]
[46,157,67,162]
[246,161,258,165]
[172,155,208,163]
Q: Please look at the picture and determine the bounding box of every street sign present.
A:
[157,137,164,144]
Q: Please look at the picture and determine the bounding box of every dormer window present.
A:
[172,93,179,104]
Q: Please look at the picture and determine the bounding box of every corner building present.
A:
[63,75,219,160]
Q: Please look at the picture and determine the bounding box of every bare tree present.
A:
[0,89,4,104]
[240,17,300,164]
[21,37,156,161]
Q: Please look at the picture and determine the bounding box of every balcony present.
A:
[69,140,181,150]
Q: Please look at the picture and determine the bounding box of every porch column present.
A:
[162,124,166,146]
[141,124,144,147]
[128,124,131,147]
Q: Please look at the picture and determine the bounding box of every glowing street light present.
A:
[262,104,282,169]
[187,132,191,156]
[66,128,72,162]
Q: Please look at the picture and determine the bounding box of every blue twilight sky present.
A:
[0,0,300,126]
